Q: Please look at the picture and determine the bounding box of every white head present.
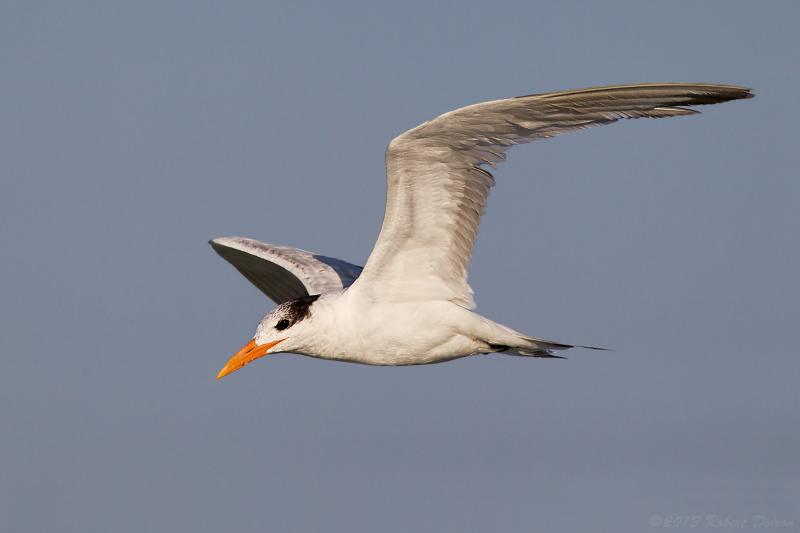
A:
[216,294,320,379]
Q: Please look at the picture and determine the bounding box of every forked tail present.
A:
[503,336,608,359]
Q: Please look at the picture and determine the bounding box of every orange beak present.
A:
[216,338,286,379]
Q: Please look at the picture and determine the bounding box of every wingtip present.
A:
[209,237,238,249]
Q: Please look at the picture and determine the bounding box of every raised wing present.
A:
[354,83,753,308]
[210,237,363,305]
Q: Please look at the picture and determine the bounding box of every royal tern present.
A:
[212,83,753,378]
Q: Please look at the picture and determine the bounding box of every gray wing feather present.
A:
[210,237,363,305]
[356,83,753,308]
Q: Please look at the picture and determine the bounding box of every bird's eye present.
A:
[276,319,291,331]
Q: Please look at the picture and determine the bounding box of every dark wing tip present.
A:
[209,237,229,250]
[682,86,754,106]
[515,83,755,106]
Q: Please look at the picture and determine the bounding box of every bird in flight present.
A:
[211,83,753,378]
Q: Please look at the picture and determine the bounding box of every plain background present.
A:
[1,2,797,532]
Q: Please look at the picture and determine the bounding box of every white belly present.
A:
[299,296,489,365]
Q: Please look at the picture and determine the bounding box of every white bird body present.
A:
[211,83,753,377]
[263,291,537,366]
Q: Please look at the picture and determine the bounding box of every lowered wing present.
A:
[210,237,363,305]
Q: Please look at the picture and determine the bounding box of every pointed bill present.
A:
[216,338,285,379]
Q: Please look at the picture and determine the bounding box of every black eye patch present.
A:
[274,294,319,331]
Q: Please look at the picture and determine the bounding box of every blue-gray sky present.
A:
[1,2,797,532]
